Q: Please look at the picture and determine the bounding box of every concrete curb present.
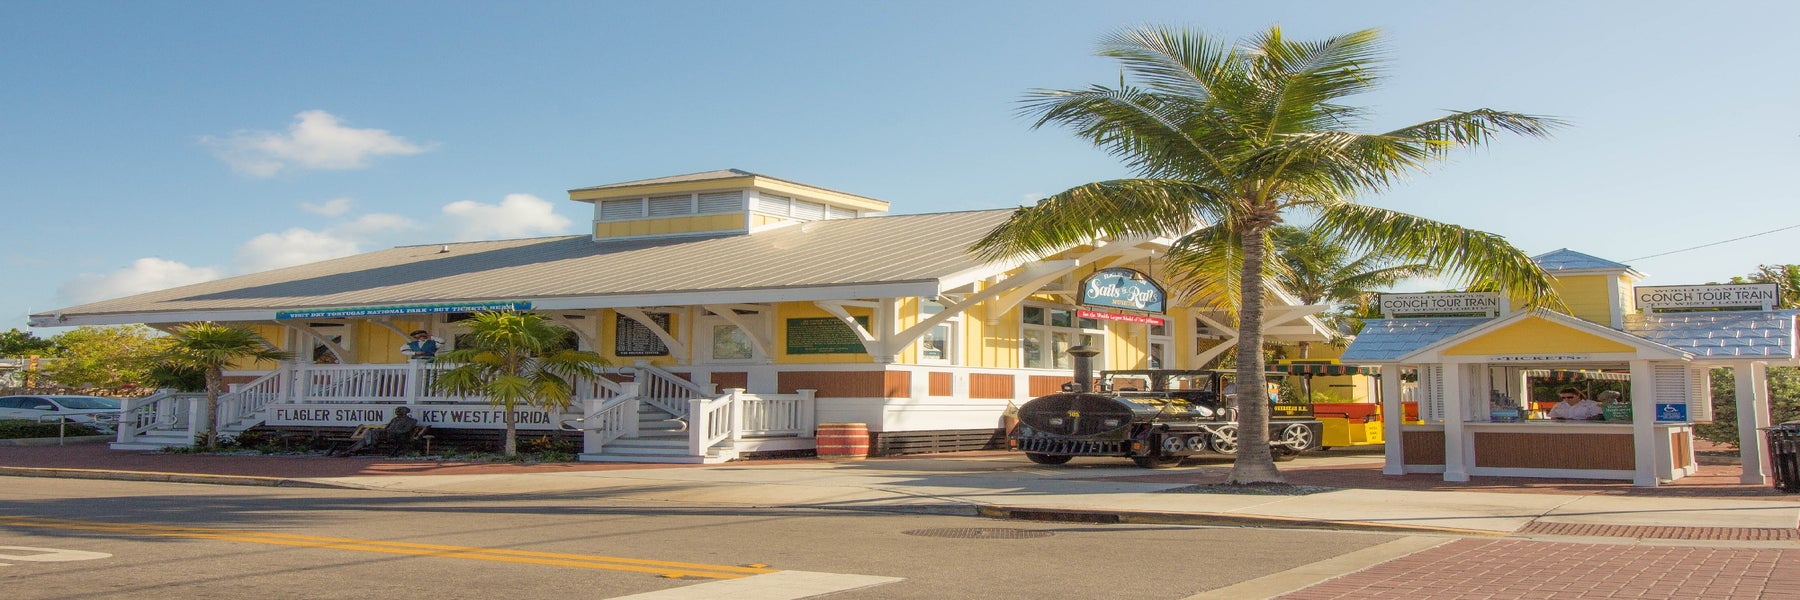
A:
[975,505,1509,537]
[0,436,114,447]
[0,466,356,490]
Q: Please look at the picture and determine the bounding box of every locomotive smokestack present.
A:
[1066,345,1101,393]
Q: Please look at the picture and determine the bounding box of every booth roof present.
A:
[1339,317,1491,362]
[1624,310,1799,360]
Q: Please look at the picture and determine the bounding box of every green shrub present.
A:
[0,419,102,439]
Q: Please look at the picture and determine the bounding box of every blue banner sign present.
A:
[276,301,532,320]
[1079,268,1166,314]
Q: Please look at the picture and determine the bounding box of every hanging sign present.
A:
[1634,284,1778,311]
[1378,292,1501,317]
[277,301,532,320]
[1655,403,1689,422]
[1078,268,1166,313]
[1076,309,1165,326]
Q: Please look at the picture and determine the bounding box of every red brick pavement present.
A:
[1279,539,1800,600]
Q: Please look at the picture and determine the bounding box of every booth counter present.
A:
[1399,421,1696,481]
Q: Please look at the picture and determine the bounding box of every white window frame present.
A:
[917,300,959,365]
[1147,321,1171,370]
[1020,303,1104,370]
[698,312,767,365]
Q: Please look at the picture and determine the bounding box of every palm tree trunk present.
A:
[504,406,518,456]
[1228,224,1283,484]
[204,368,223,451]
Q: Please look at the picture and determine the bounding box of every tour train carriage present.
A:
[1007,350,1323,468]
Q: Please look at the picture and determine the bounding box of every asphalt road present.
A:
[1,477,1401,599]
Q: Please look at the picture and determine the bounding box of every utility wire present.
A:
[1623,222,1800,262]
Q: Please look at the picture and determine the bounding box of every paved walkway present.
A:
[5,442,1799,598]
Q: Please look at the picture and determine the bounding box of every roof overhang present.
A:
[1399,308,1691,364]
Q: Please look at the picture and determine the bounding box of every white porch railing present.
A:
[687,388,818,458]
[218,370,286,427]
[116,390,204,446]
[629,363,713,416]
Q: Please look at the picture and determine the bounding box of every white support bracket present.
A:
[701,304,773,363]
[616,307,690,364]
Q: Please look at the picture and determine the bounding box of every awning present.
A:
[1522,369,1631,382]
[1269,363,1381,376]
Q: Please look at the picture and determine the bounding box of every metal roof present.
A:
[568,169,761,192]
[34,209,1019,325]
[1532,248,1636,273]
[1340,317,1492,362]
[1623,310,1798,360]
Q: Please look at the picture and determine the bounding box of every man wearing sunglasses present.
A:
[1549,387,1603,421]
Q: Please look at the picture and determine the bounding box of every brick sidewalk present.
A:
[1278,538,1800,600]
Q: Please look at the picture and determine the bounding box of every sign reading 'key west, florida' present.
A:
[1079,268,1166,314]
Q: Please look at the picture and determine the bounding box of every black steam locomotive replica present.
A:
[1008,352,1323,469]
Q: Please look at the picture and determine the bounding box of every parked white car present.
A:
[0,395,122,432]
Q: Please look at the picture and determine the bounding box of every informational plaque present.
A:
[785,316,869,355]
[614,313,671,357]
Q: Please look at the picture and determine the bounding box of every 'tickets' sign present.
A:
[265,403,563,430]
[1635,284,1779,311]
[1079,268,1166,313]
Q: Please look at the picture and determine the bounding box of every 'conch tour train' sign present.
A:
[1379,292,1502,317]
[1635,284,1779,311]
[1079,268,1166,314]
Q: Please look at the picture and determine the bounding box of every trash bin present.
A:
[1766,422,1800,492]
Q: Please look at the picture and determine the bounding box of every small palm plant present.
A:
[432,311,608,457]
[157,322,293,450]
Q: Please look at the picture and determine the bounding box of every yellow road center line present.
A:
[0,516,773,579]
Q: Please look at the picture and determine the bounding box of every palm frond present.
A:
[1313,202,1566,310]
[969,179,1225,262]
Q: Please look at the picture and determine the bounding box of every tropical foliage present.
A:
[155,322,292,450]
[1270,223,1432,355]
[973,25,1561,483]
[433,311,608,456]
[1725,264,1799,309]
[40,325,167,390]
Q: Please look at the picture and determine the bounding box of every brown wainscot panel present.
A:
[884,371,911,398]
[1474,432,1634,470]
[969,374,1015,399]
[711,372,747,391]
[1402,430,1445,466]
[1028,375,1068,397]
[1672,430,1693,469]
[779,371,886,397]
[928,372,953,397]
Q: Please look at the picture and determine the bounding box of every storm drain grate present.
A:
[1519,521,1800,541]
[903,527,1054,539]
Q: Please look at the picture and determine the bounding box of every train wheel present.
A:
[1161,435,1187,454]
[1209,425,1239,454]
[1026,453,1073,465]
[1271,424,1314,462]
[1131,455,1183,469]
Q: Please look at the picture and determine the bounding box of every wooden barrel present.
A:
[816,423,870,460]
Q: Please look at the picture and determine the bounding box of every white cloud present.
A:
[59,258,223,305]
[441,193,573,241]
[234,228,360,273]
[202,110,433,177]
[301,197,354,216]
[336,213,419,237]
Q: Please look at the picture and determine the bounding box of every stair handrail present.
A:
[686,390,738,457]
[630,363,711,417]
[575,382,641,454]
[117,389,178,445]
[216,370,286,429]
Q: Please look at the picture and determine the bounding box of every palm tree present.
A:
[432,311,608,456]
[158,322,292,450]
[1270,223,1434,357]
[972,26,1564,484]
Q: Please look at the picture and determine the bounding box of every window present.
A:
[918,300,959,364]
[1148,321,1171,370]
[700,310,767,363]
[698,191,741,214]
[647,195,694,217]
[755,194,791,216]
[1021,304,1103,369]
[599,198,645,221]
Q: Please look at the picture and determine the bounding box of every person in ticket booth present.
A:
[1550,388,1603,420]
[401,330,442,361]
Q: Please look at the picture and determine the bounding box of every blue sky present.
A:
[4,1,1796,332]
